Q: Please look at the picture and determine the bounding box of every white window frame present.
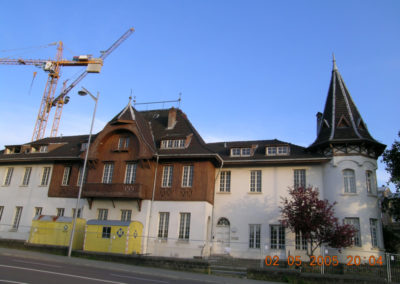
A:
[249,224,261,249]
[102,163,114,184]
[56,208,65,217]
[118,137,130,149]
[125,163,137,184]
[250,170,262,192]
[158,212,170,239]
[161,139,185,149]
[270,225,285,249]
[179,213,191,240]
[230,148,251,157]
[3,167,14,186]
[34,207,43,217]
[21,167,32,186]
[219,171,231,192]
[295,231,307,250]
[294,169,306,188]
[344,217,361,247]
[370,218,378,248]
[366,170,376,194]
[40,167,51,186]
[98,209,108,220]
[39,145,48,153]
[77,166,87,186]
[12,206,23,230]
[121,209,132,221]
[62,166,71,186]
[266,146,290,156]
[343,169,356,193]
[162,165,173,188]
[181,165,194,187]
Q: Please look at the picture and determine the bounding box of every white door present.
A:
[214,218,230,254]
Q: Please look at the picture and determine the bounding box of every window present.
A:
[121,210,132,222]
[162,165,173,187]
[72,208,82,218]
[231,148,251,157]
[182,165,194,187]
[0,206,4,221]
[343,169,356,193]
[179,213,190,240]
[62,166,71,186]
[98,209,108,220]
[102,163,114,184]
[125,163,137,184]
[77,166,87,186]
[34,207,42,217]
[80,143,88,152]
[270,225,285,249]
[250,170,262,192]
[249,224,261,249]
[161,139,185,149]
[266,146,290,156]
[21,167,32,186]
[344,218,361,247]
[295,231,307,250]
[39,145,48,153]
[294,169,306,188]
[3,167,14,186]
[56,208,65,217]
[102,226,111,238]
[12,207,23,230]
[118,137,130,149]
[370,218,378,247]
[366,171,376,194]
[40,167,51,186]
[219,171,231,192]
[158,212,170,239]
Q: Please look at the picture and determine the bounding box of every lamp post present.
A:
[67,87,99,257]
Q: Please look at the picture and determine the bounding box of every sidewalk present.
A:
[0,247,279,284]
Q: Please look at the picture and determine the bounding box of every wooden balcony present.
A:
[82,183,144,199]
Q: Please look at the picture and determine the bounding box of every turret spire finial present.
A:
[332,53,338,71]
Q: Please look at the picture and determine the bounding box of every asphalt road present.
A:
[0,254,208,284]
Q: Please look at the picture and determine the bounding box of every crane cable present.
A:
[28,71,37,96]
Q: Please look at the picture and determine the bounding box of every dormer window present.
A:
[266,145,290,156]
[39,146,48,153]
[161,139,185,149]
[80,143,88,151]
[230,147,251,157]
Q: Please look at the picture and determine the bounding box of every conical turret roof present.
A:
[309,56,385,155]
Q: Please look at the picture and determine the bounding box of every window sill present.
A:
[157,238,168,243]
[248,191,262,194]
[341,193,358,196]
[176,239,190,243]
[19,185,29,187]
[217,191,231,194]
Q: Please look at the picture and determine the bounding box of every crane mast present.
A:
[0,27,135,141]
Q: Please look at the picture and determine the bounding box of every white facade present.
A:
[211,156,384,261]
[0,164,82,240]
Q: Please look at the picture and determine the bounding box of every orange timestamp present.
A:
[265,255,384,267]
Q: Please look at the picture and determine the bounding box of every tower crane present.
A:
[0,27,135,141]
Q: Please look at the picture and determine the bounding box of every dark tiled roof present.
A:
[0,135,91,163]
[208,139,326,163]
[308,59,385,154]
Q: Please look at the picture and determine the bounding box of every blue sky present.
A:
[0,0,399,189]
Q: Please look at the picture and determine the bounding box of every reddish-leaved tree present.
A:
[280,186,356,258]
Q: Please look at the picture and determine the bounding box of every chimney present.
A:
[316,112,323,135]
[167,107,177,129]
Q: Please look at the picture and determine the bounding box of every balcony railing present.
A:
[82,183,144,199]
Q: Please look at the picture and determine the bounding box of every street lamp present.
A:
[67,87,99,257]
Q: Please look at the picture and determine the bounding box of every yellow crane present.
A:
[0,28,135,141]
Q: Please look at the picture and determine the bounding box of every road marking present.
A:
[13,259,61,268]
[0,265,127,284]
[110,273,169,283]
[0,280,29,284]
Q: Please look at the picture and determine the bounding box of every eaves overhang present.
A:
[0,156,82,164]
[221,157,330,166]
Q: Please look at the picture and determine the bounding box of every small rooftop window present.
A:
[161,139,186,149]
[230,147,251,157]
[39,145,48,153]
[266,145,290,156]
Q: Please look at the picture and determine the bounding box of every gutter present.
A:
[145,154,159,254]
[209,156,223,256]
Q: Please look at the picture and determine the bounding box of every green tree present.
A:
[382,131,400,192]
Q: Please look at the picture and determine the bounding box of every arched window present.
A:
[366,170,376,194]
[217,217,230,226]
[343,169,356,193]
